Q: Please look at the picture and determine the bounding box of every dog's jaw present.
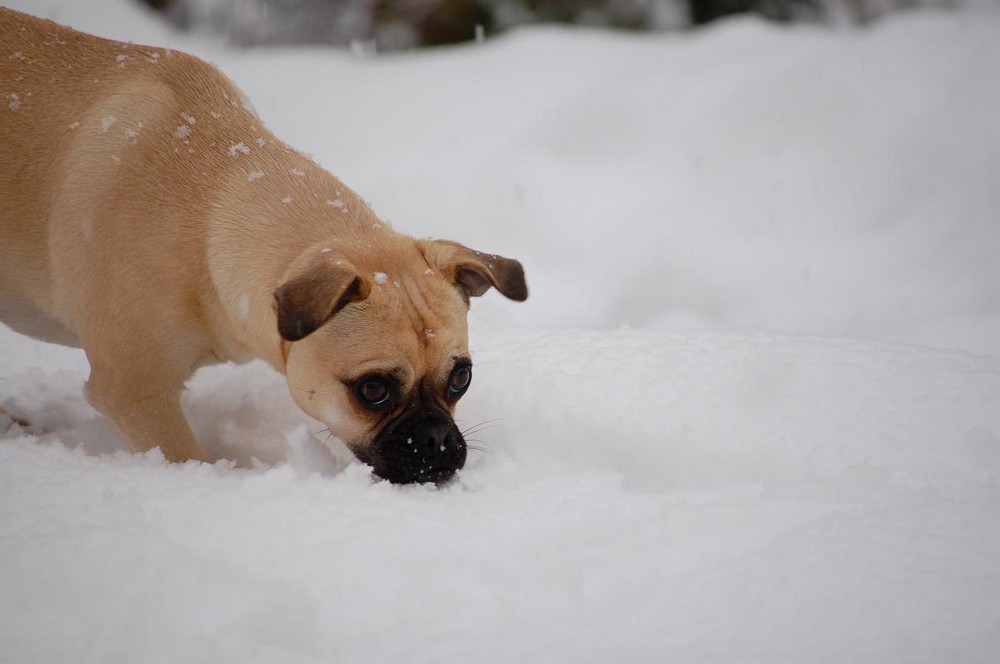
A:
[310,384,468,485]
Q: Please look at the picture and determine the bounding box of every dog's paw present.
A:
[0,407,31,434]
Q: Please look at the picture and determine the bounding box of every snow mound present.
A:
[2,326,998,662]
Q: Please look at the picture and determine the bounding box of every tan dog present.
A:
[0,8,526,484]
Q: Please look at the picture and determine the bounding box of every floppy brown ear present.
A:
[273,250,371,341]
[421,240,528,302]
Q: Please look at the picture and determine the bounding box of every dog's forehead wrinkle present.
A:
[401,272,466,333]
[359,266,463,348]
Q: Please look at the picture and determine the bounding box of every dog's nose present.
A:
[374,418,466,485]
[417,422,452,455]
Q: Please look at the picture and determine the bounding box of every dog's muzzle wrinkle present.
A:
[371,413,467,485]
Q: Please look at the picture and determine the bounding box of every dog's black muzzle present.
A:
[365,412,467,485]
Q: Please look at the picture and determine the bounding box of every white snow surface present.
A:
[2,1,1000,662]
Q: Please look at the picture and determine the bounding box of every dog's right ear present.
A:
[273,250,370,342]
[419,240,528,302]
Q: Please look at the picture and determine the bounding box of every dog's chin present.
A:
[351,416,467,486]
[352,449,463,486]
[375,464,459,486]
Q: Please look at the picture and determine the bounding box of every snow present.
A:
[98,115,118,133]
[373,272,390,285]
[227,141,251,157]
[2,0,1000,662]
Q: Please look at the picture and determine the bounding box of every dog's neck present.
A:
[203,141,392,372]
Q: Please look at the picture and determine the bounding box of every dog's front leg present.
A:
[83,349,210,464]
[86,383,208,463]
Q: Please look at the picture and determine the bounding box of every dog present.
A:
[0,8,527,484]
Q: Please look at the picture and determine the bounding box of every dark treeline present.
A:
[139,0,953,50]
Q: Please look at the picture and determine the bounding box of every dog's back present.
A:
[0,8,258,345]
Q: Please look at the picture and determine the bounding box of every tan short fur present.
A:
[0,8,526,480]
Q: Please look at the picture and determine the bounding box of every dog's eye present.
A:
[356,378,391,408]
[448,365,472,397]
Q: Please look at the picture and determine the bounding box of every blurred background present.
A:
[2,2,999,660]
[138,0,985,50]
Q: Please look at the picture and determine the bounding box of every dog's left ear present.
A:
[420,240,528,302]
[274,250,371,342]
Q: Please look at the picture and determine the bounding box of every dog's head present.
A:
[273,237,527,484]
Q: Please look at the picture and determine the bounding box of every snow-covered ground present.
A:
[2,1,999,662]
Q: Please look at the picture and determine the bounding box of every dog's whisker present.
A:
[463,426,494,437]
[464,435,495,451]
[458,417,505,428]
[460,418,505,437]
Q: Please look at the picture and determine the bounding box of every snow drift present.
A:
[1,0,999,662]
